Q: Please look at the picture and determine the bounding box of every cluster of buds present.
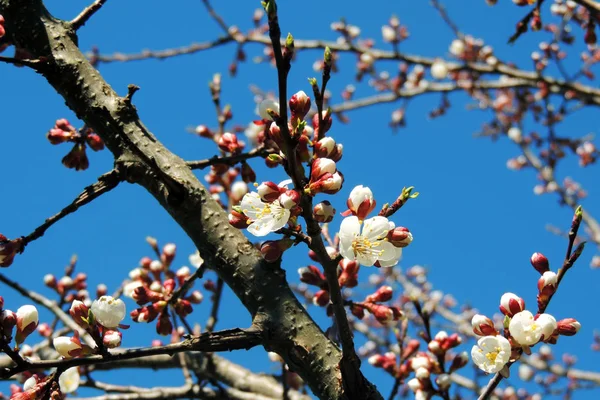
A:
[575,141,597,167]
[448,36,497,65]
[232,181,302,238]
[46,119,104,171]
[204,162,254,208]
[471,286,580,375]
[349,285,404,326]
[381,15,409,44]
[54,295,127,358]
[43,256,91,307]
[298,258,360,307]
[13,367,80,400]
[330,19,361,43]
[305,158,343,196]
[0,299,39,347]
[0,234,23,268]
[125,241,203,335]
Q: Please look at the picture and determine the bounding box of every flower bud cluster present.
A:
[0,234,23,268]
[349,285,404,326]
[125,241,203,336]
[46,119,105,171]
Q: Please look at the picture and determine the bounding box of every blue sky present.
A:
[0,0,598,398]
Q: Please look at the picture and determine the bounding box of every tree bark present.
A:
[0,1,382,399]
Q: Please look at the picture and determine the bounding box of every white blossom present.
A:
[91,296,126,328]
[449,39,465,57]
[189,250,204,268]
[339,216,400,267]
[509,310,555,346]
[53,336,82,358]
[471,335,511,373]
[240,192,290,237]
[381,25,396,42]
[16,305,38,332]
[258,99,279,121]
[430,60,448,80]
[59,367,80,393]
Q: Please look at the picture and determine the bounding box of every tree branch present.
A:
[70,0,109,31]
[0,326,263,378]
[186,147,273,170]
[0,2,348,398]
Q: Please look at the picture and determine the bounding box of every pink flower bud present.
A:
[310,158,337,181]
[156,312,173,336]
[0,236,23,268]
[387,227,413,248]
[194,125,212,138]
[312,109,333,137]
[187,291,204,304]
[557,318,581,336]
[161,243,176,266]
[298,265,326,286]
[217,132,241,154]
[313,201,336,223]
[163,279,176,295]
[279,190,300,209]
[312,289,330,307]
[174,299,193,318]
[47,128,74,144]
[53,335,84,358]
[228,209,249,229]
[449,351,469,373]
[338,259,359,288]
[16,305,38,345]
[471,314,497,336]
[261,240,283,263]
[315,137,343,161]
[103,330,122,348]
[1,309,17,338]
[62,143,89,171]
[365,286,393,303]
[350,304,365,319]
[0,15,5,39]
[347,185,376,220]
[499,292,525,317]
[368,352,397,374]
[289,90,311,122]
[530,252,550,274]
[257,181,283,202]
[85,133,104,151]
[537,271,558,293]
[69,300,90,329]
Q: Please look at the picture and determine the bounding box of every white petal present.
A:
[357,252,377,267]
[339,216,361,239]
[269,208,291,232]
[59,367,80,393]
[247,219,274,237]
[363,216,391,241]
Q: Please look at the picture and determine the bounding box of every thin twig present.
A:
[205,278,223,333]
[71,0,109,31]
[186,147,273,170]
[21,169,123,248]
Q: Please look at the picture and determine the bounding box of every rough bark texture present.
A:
[0,1,379,398]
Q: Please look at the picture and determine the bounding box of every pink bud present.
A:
[312,109,333,137]
[471,314,497,336]
[310,158,337,181]
[312,289,330,307]
[289,90,311,122]
[315,137,343,161]
[217,132,241,154]
[174,299,193,318]
[387,227,413,248]
[557,318,581,336]
[313,201,336,223]
[257,181,283,202]
[298,265,326,286]
[156,312,173,336]
[499,292,525,317]
[0,236,23,268]
[194,125,212,138]
[537,271,558,293]
[347,185,376,220]
[279,190,301,209]
[69,300,90,329]
[261,241,283,263]
[228,209,249,229]
[103,330,122,348]
[86,133,105,151]
[365,286,393,303]
[16,305,38,345]
[530,252,550,274]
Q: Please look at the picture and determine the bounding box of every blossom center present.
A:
[351,235,383,257]
[485,349,499,363]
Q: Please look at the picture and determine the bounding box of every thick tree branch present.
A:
[0,2,347,398]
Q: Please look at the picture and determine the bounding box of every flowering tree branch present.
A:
[0,1,355,398]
